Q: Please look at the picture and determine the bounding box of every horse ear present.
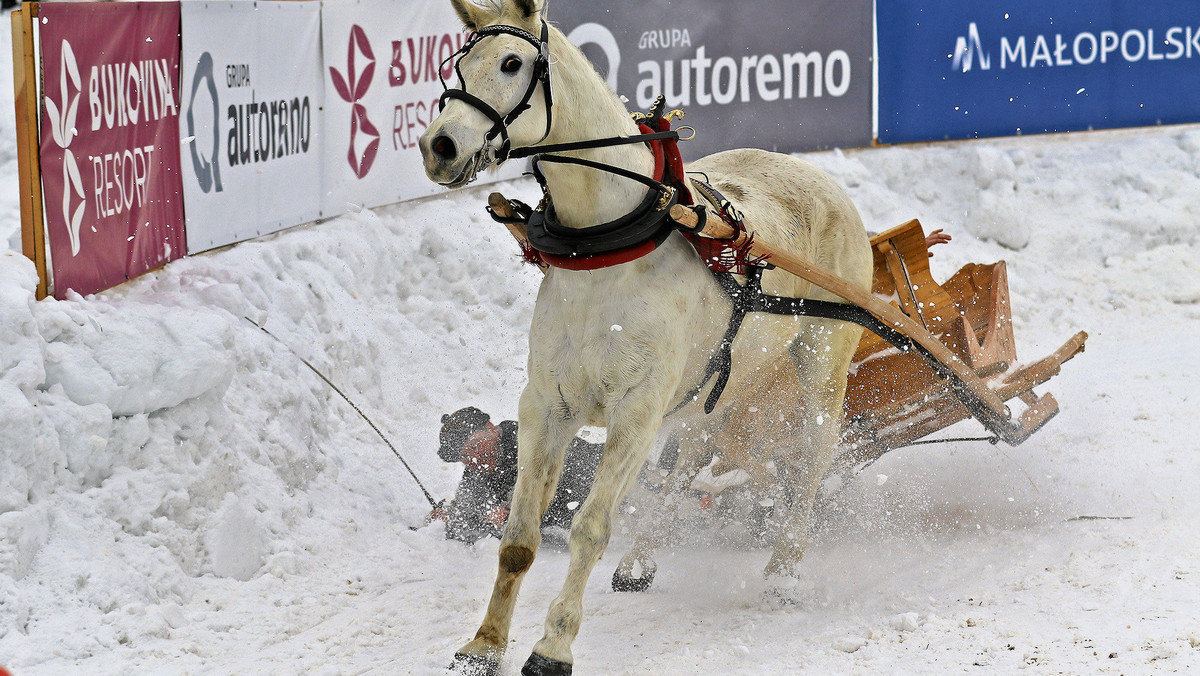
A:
[449,0,492,31]
[511,0,544,19]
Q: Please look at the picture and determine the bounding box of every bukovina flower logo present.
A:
[44,39,86,256]
[329,25,380,179]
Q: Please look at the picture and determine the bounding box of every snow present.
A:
[3,12,1200,674]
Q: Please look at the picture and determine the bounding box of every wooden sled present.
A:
[488,193,1087,469]
[839,219,1087,470]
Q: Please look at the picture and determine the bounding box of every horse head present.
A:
[420,0,551,188]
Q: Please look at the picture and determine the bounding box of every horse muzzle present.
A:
[419,123,493,188]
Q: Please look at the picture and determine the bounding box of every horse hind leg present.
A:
[452,390,580,674]
[613,430,716,592]
[763,322,858,580]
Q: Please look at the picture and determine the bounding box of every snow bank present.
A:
[0,134,544,668]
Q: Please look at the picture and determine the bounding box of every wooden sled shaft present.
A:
[667,203,1042,445]
[840,330,1086,468]
[489,193,548,273]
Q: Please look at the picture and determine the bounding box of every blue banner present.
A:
[877,1,1200,143]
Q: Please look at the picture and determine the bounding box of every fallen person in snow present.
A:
[431,407,602,543]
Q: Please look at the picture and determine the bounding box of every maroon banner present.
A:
[38,2,186,298]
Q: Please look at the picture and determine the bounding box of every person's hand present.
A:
[429,506,448,523]
[925,229,951,256]
[484,505,509,527]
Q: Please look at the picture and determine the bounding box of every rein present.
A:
[507,130,684,160]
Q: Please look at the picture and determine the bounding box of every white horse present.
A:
[419,0,872,673]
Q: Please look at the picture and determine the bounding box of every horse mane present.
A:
[465,0,504,14]
[463,0,544,19]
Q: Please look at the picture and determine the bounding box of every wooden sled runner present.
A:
[489,192,1087,469]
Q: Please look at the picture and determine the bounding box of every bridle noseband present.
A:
[438,20,554,164]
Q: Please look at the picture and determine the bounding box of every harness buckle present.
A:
[655,187,675,212]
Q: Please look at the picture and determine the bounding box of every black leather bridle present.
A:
[441,20,690,262]
[438,21,554,164]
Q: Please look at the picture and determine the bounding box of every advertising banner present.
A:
[552,0,874,158]
[877,1,1200,144]
[320,0,521,216]
[180,1,324,254]
[38,2,186,298]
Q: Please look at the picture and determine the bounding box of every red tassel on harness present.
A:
[638,120,692,205]
[641,116,763,275]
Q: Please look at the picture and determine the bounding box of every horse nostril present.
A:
[431,135,457,161]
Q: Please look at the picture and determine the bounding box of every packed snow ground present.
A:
[3,23,1200,676]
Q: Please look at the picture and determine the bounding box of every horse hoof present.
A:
[450,651,499,676]
[522,652,572,676]
[612,564,656,592]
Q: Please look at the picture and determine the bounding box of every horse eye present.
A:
[501,56,523,74]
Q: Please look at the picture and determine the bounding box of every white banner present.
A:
[180,1,325,254]
[320,0,521,215]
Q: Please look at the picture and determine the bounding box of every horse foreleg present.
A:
[524,400,663,673]
[454,390,580,673]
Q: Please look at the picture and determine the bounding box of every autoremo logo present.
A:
[186,51,223,193]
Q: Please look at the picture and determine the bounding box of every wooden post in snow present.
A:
[12,3,48,299]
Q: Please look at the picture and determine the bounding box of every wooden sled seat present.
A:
[838,220,1086,470]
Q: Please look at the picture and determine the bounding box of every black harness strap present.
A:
[520,141,681,258]
[671,267,922,416]
[669,179,863,416]
[509,130,681,159]
[438,21,553,163]
[668,269,762,416]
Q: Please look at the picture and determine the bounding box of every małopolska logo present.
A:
[329,25,380,179]
[951,23,989,72]
[952,20,1200,73]
[186,51,223,193]
[44,40,86,256]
